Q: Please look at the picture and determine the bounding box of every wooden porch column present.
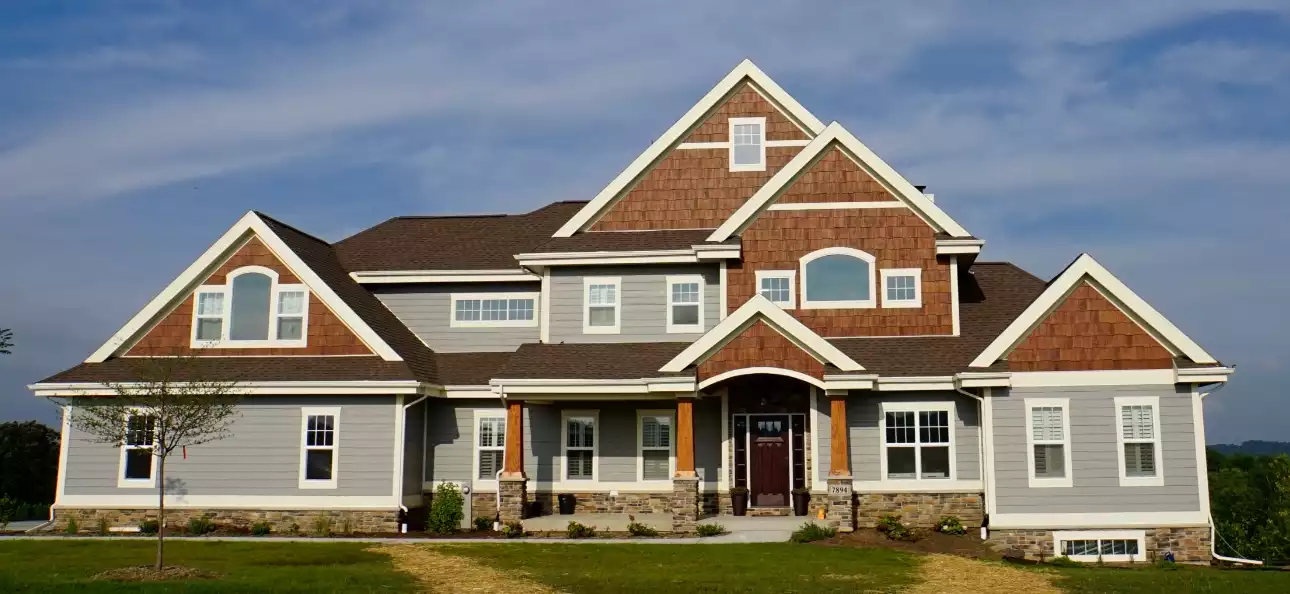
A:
[502,399,524,477]
[829,393,850,476]
[675,397,696,477]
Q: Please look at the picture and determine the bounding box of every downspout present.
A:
[1198,385,1261,565]
[955,386,988,540]
[495,387,508,529]
[397,394,429,532]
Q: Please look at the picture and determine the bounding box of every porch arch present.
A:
[697,366,825,391]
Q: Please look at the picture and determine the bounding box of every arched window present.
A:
[191,266,309,347]
[799,247,876,309]
[230,272,272,340]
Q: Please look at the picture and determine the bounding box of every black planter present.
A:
[731,492,748,516]
[557,494,576,515]
[792,492,810,516]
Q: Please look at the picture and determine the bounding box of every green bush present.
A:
[789,522,836,543]
[311,515,333,537]
[936,515,966,535]
[96,517,111,535]
[187,515,216,535]
[138,519,158,535]
[876,514,902,533]
[250,521,272,537]
[287,522,301,535]
[337,514,355,535]
[0,497,14,529]
[566,521,597,538]
[501,521,525,538]
[1047,556,1082,567]
[695,523,727,537]
[428,483,465,534]
[474,516,494,532]
[64,518,79,534]
[875,514,921,541]
[627,522,659,537]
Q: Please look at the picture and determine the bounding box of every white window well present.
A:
[800,247,876,309]
[118,413,157,488]
[638,410,675,482]
[880,402,955,483]
[881,269,922,308]
[756,270,796,308]
[189,266,310,348]
[299,407,339,489]
[1115,396,1164,487]
[563,411,598,481]
[1025,398,1073,488]
[583,277,621,334]
[666,275,704,333]
[729,117,766,172]
[450,293,539,328]
[1053,530,1147,563]
[474,410,507,484]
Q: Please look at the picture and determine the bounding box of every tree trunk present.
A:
[156,454,165,571]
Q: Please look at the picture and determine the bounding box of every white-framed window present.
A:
[879,402,955,482]
[755,270,796,308]
[666,275,704,333]
[299,407,339,489]
[638,410,675,482]
[1025,398,1073,488]
[562,411,598,481]
[117,412,157,488]
[800,247,876,309]
[729,117,766,172]
[472,410,507,486]
[1052,530,1147,563]
[583,277,621,334]
[1115,396,1164,487]
[450,293,539,328]
[189,266,310,348]
[881,268,922,308]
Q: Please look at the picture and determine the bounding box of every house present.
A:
[30,60,1230,562]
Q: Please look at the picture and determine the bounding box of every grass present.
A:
[440,543,920,593]
[1049,564,1290,594]
[0,540,417,593]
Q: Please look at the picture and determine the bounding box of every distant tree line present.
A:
[1208,449,1290,563]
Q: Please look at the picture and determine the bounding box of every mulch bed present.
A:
[92,565,219,582]
[815,528,1003,560]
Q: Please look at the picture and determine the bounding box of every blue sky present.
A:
[2,1,1288,443]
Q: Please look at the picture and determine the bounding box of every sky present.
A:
[1,1,1288,444]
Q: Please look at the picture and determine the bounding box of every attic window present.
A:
[190,266,309,348]
[729,117,766,172]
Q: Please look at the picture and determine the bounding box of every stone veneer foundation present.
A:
[53,508,399,533]
[672,477,700,533]
[823,477,855,532]
[989,526,1212,565]
[855,492,984,528]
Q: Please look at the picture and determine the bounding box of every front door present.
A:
[750,415,790,507]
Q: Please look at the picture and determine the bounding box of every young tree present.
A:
[0,328,12,354]
[59,356,241,570]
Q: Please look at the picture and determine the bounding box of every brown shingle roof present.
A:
[41,357,415,383]
[436,352,514,385]
[495,342,691,380]
[528,230,738,253]
[334,202,587,271]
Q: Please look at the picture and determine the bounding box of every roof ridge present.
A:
[254,211,332,247]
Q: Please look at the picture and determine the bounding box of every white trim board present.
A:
[351,269,539,284]
[969,254,1217,368]
[554,59,825,237]
[85,211,402,362]
[30,380,423,397]
[708,122,972,242]
[988,511,1207,530]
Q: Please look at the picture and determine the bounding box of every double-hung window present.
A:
[276,290,307,339]
[1115,397,1163,486]
[194,291,226,341]
[1025,398,1073,488]
[451,293,538,328]
[756,270,795,308]
[474,412,506,482]
[118,413,157,488]
[881,269,922,308]
[729,117,766,171]
[190,266,309,347]
[666,275,704,333]
[638,411,674,482]
[563,412,597,481]
[300,407,339,489]
[583,277,621,334]
[881,403,954,482]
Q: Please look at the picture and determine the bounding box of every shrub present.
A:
[627,522,659,537]
[936,515,966,536]
[695,523,727,537]
[729,486,749,495]
[64,517,80,534]
[876,514,902,533]
[790,522,836,543]
[312,515,333,537]
[337,514,355,535]
[501,521,525,538]
[474,516,494,532]
[428,483,465,534]
[138,519,159,535]
[250,521,272,537]
[1048,556,1082,567]
[97,517,111,535]
[0,497,15,529]
[288,522,301,535]
[566,521,597,538]
[187,515,216,535]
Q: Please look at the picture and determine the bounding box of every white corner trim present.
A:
[55,405,71,504]
[86,211,402,362]
[698,367,825,390]
[540,269,551,343]
[981,388,997,516]
[1191,387,1212,519]
[799,246,877,310]
[708,121,972,242]
[1052,530,1148,562]
[880,268,923,309]
[1114,395,1165,488]
[448,292,540,328]
[969,254,1217,368]
[719,261,729,320]
[809,388,823,491]
[989,511,1208,530]
[1008,370,1177,388]
[582,276,622,334]
[350,269,539,284]
[658,294,863,373]
[1023,397,1074,489]
[728,116,767,172]
[949,256,960,336]
[554,59,825,237]
[665,274,706,334]
[754,269,796,309]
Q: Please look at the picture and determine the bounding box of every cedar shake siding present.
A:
[696,320,827,381]
[1006,281,1175,371]
[127,236,371,357]
[681,81,811,143]
[729,209,953,337]
[776,146,903,204]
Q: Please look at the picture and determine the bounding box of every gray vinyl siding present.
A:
[694,398,721,487]
[991,385,1201,514]
[402,400,426,497]
[846,392,981,483]
[424,399,500,484]
[548,265,720,343]
[816,396,833,481]
[63,396,396,497]
[372,283,540,352]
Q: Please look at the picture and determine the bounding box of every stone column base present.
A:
[825,476,855,532]
[671,476,700,533]
[498,476,528,524]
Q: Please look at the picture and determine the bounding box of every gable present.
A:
[697,319,826,381]
[776,145,902,204]
[1006,281,1174,371]
[682,81,811,143]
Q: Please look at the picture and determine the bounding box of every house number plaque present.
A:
[828,483,852,497]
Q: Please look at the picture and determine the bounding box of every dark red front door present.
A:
[750,415,790,507]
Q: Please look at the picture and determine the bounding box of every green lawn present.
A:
[0,540,417,593]
[1050,564,1290,594]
